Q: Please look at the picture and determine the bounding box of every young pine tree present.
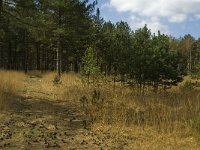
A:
[82,47,100,84]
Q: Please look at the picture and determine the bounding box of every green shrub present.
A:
[193,62,200,78]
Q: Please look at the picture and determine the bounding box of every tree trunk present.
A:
[41,45,45,73]
[0,0,2,15]
[45,47,48,70]
[8,40,12,69]
[24,30,28,73]
[36,43,41,70]
[57,38,61,76]
[56,9,62,77]
[189,48,192,73]
[14,39,17,70]
[0,44,3,68]
[0,0,3,69]
[153,81,159,93]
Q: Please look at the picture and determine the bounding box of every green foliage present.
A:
[129,26,184,93]
[193,62,200,78]
[1,0,199,94]
[130,25,152,84]
[0,0,95,72]
[150,33,184,89]
[81,47,100,84]
[114,21,131,76]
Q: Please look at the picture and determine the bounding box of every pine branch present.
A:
[3,10,42,30]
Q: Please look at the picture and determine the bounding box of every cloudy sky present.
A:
[95,0,200,38]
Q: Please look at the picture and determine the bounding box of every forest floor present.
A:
[0,75,199,150]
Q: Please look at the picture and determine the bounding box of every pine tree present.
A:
[82,47,100,84]
[150,32,183,91]
[130,25,152,93]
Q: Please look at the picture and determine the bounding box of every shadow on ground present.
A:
[0,87,91,149]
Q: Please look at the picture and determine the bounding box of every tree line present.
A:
[1,0,200,91]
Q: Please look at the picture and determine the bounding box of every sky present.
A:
[93,0,200,38]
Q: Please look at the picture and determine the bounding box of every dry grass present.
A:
[39,72,200,148]
[27,70,42,78]
[0,70,26,109]
[91,124,199,150]
[40,73,200,128]
[41,72,84,101]
[0,71,199,148]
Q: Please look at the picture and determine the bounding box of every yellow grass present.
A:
[0,70,26,109]
[91,124,199,150]
[41,72,84,101]
[40,73,200,131]
[0,71,199,148]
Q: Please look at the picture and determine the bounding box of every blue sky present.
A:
[92,0,200,38]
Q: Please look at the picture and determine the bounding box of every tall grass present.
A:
[0,70,25,109]
[41,72,83,101]
[41,73,200,133]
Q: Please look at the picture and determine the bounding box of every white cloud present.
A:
[100,3,112,10]
[168,14,187,23]
[108,0,200,34]
[110,0,200,22]
[129,16,169,34]
[195,14,200,19]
